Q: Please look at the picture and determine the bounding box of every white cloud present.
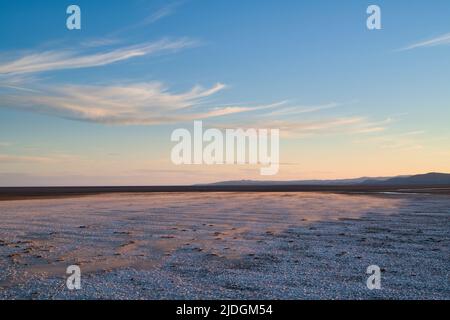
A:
[0,38,385,133]
[0,38,197,75]
[0,82,285,125]
[399,32,450,51]
[0,38,290,126]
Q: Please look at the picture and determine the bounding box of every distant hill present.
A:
[203,173,450,187]
[361,172,450,186]
[204,177,391,186]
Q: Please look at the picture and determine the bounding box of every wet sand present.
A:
[0,192,448,299]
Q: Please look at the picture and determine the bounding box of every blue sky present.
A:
[0,0,449,185]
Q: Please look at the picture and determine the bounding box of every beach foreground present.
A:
[0,192,448,299]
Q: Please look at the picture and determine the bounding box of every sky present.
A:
[0,0,449,186]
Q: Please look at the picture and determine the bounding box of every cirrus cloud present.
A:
[398,32,450,51]
[0,81,285,125]
[0,38,198,75]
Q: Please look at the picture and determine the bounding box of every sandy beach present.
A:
[0,191,448,300]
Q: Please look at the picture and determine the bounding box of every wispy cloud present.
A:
[0,154,54,163]
[271,117,373,137]
[143,2,181,25]
[0,37,291,126]
[0,27,388,133]
[0,82,284,125]
[100,1,183,40]
[262,102,341,117]
[0,38,197,75]
[399,32,450,51]
[79,2,183,48]
[217,116,390,138]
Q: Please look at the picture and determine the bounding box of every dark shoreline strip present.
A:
[0,185,449,201]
